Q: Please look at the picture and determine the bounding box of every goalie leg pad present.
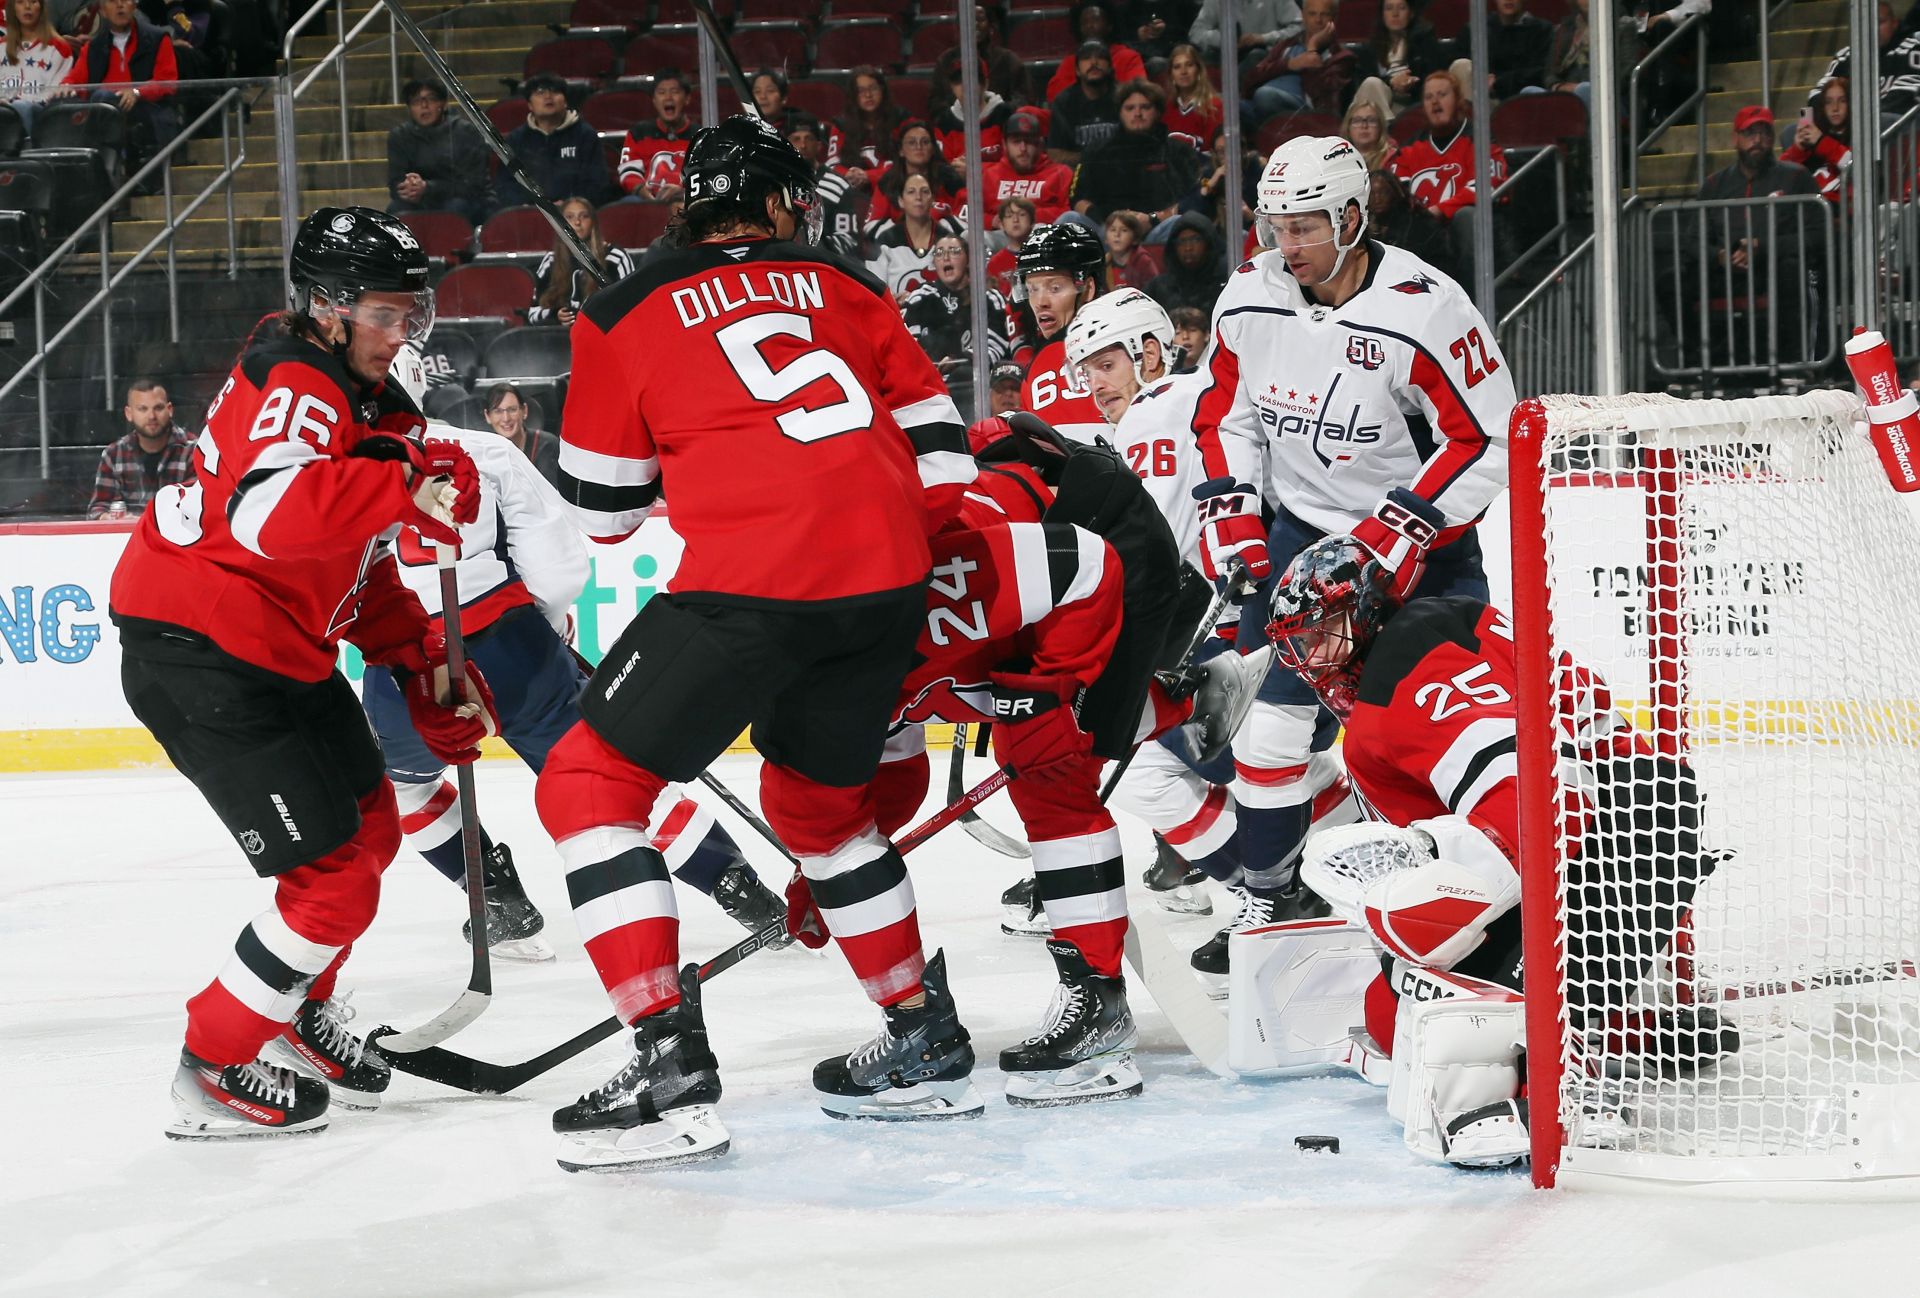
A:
[1385,962,1518,1122]
[1227,919,1380,1076]
[1397,992,1527,1167]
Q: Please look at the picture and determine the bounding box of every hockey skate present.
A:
[815,949,984,1120]
[1443,1098,1530,1168]
[168,1050,330,1141]
[1142,834,1213,916]
[711,859,794,949]
[461,843,555,963]
[1189,884,1332,998]
[272,993,392,1110]
[1165,645,1274,765]
[1000,874,1052,938]
[553,964,729,1171]
[1001,939,1143,1107]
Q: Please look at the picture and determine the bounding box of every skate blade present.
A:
[1153,886,1213,916]
[165,1113,330,1141]
[818,1077,986,1122]
[1004,1052,1145,1108]
[1196,970,1229,1001]
[555,1106,731,1172]
[1000,917,1054,939]
[491,934,558,963]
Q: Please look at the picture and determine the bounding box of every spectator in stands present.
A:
[387,78,493,225]
[1354,0,1451,117]
[902,233,1013,408]
[978,110,1075,225]
[786,110,866,257]
[63,0,178,165]
[528,197,634,327]
[86,377,191,519]
[1164,43,1223,142]
[1487,0,1554,102]
[1047,39,1123,163]
[1812,1,1920,132]
[1103,209,1156,288]
[483,382,562,488]
[1389,69,1507,278]
[1181,124,1259,236]
[869,118,964,225]
[1368,167,1459,280]
[616,69,694,202]
[932,56,1013,160]
[1072,80,1200,224]
[1,0,75,138]
[1189,0,1302,87]
[496,72,614,210]
[867,171,963,299]
[1125,0,1199,66]
[1694,105,1823,362]
[988,360,1024,415]
[1144,210,1225,313]
[1782,77,1851,205]
[1168,304,1206,366]
[840,66,903,177]
[1246,0,1354,120]
[931,17,1027,119]
[1547,0,1592,105]
[751,67,846,168]
[987,195,1035,289]
[1343,91,1398,171]
[163,0,231,83]
[1046,3,1148,100]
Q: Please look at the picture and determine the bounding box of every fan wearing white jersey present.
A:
[1186,136,1514,971]
[360,349,792,959]
[1014,223,1110,445]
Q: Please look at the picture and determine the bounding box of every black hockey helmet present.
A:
[1266,536,1395,718]
[1012,222,1105,299]
[288,206,434,345]
[682,113,822,244]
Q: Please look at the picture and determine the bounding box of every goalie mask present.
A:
[1064,288,1179,393]
[1254,136,1369,285]
[682,114,823,245]
[1267,535,1394,718]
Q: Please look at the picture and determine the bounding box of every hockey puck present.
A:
[1294,1135,1341,1154]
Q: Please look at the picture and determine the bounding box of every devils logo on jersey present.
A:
[894,672,992,730]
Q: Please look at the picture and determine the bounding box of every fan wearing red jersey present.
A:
[615,70,695,199]
[536,116,978,1172]
[1014,223,1111,445]
[110,207,493,1143]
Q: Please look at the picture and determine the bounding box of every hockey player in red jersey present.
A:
[1016,222,1112,445]
[535,116,978,1171]
[111,207,497,1141]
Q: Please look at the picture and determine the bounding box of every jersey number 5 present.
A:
[1447,328,1500,389]
[716,312,875,444]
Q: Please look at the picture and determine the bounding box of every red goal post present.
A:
[1510,390,1920,1193]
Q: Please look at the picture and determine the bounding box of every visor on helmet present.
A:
[309,285,436,347]
[1269,605,1361,675]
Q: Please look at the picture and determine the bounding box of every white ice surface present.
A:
[5,758,1919,1298]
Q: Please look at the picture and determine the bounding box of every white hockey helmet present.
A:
[388,343,429,409]
[1255,135,1370,282]
[1063,287,1178,392]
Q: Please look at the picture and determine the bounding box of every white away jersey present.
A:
[1191,241,1513,540]
[398,422,590,634]
[1110,370,1210,570]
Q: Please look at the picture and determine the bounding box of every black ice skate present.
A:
[167,1050,330,1141]
[815,948,984,1120]
[273,994,392,1110]
[711,859,794,949]
[1142,834,1212,916]
[1189,884,1331,997]
[1000,874,1051,938]
[553,964,728,1171]
[1159,645,1274,764]
[461,842,555,963]
[1000,938,1143,1107]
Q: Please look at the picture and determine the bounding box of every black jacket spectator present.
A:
[1072,121,1201,223]
[1145,210,1226,314]
[1048,61,1122,159]
[497,108,615,209]
[1487,1,1555,100]
[388,112,494,223]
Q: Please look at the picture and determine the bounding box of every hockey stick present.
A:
[686,0,759,113]
[383,0,610,286]
[696,770,799,867]
[950,722,1031,858]
[380,543,494,1053]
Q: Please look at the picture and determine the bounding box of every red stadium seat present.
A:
[732,21,811,73]
[396,211,474,264]
[786,79,845,119]
[487,96,528,137]
[567,0,646,30]
[1335,2,1373,41]
[435,264,537,322]
[653,0,733,20]
[1490,90,1587,148]
[1423,0,1469,39]
[1531,0,1570,20]
[1390,105,1428,143]
[1139,243,1165,275]
[1255,110,1340,155]
[600,200,678,250]
[812,20,902,74]
[749,0,819,21]
[1007,15,1069,59]
[624,26,700,74]
[830,0,911,15]
[478,206,558,258]
[582,88,655,133]
[891,77,932,119]
[918,0,958,13]
[908,19,957,72]
[524,36,619,88]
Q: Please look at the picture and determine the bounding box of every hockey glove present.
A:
[990,671,1093,786]
[1194,477,1270,583]
[783,872,831,950]
[1352,487,1447,602]
[394,630,501,766]
[967,415,1015,455]
[352,434,480,546]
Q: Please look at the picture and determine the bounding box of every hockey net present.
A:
[1510,390,1920,1191]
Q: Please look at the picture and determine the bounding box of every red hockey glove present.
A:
[352,434,480,546]
[394,631,500,766]
[990,671,1093,786]
[1194,477,1270,582]
[967,415,1015,455]
[1351,487,1446,602]
[784,872,831,950]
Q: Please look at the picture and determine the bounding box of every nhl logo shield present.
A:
[239,829,265,856]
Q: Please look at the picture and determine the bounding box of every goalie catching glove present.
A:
[350,434,481,547]
[991,671,1092,786]
[1350,487,1446,602]
[376,629,501,766]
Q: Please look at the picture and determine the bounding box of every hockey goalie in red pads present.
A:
[1238,537,1736,1167]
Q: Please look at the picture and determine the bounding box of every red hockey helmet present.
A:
[1266,535,1394,716]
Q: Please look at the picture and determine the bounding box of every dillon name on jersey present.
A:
[1110,370,1208,570]
[1022,337,1109,445]
[391,422,590,637]
[1193,241,1515,540]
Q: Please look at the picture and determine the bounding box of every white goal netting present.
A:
[1517,390,1920,1188]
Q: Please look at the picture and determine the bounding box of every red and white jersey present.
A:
[1109,370,1208,570]
[891,521,1121,732]
[1388,125,1509,220]
[1192,241,1513,543]
[110,335,428,681]
[393,422,589,636]
[616,120,694,196]
[559,236,973,605]
[1022,337,1108,445]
